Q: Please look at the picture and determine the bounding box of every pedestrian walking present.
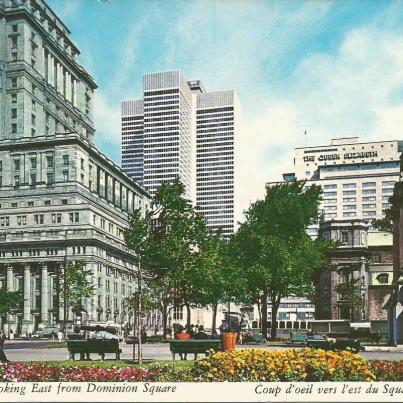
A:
[0,331,9,362]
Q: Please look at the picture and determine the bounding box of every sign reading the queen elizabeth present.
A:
[303,151,378,163]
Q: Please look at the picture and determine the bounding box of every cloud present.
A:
[235,24,403,222]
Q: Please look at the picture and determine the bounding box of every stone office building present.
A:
[316,220,392,323]
[0,0,151,335]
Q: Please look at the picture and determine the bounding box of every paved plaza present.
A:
[3,341,403,362]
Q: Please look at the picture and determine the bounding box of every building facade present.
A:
[316,220,392,324]
[274,137,402,233]
[122,71,239,237]
[0,0,152,336]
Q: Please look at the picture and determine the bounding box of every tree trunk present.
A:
[256,297,262,328]
[162,303,168,335]
[270,297,281,341]
[261,291,268,341]
[211,303,218,333]
[185,303,191,328]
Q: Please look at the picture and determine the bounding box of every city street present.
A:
[4,341,403,362]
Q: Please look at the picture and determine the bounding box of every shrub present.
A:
[191,348,375,381]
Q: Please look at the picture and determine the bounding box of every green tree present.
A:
[123,288,156,363]
[194,231,236,332]
[372,185,400,232]
[125,179,207,329]
[0,289,23,315]
[61,261,95,329]
[232,181,330,340]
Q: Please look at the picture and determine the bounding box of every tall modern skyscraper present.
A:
[122,71,239,237]
[195,90,239,237]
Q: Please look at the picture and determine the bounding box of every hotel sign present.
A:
[303,151,378,163]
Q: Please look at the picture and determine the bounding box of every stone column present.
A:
[58,264,64,326]
[40,265,48,324]
[22,265,32,335]
[4,266,14,334]
[101,265,106,322]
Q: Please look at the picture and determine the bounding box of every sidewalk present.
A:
[363,345,403,352]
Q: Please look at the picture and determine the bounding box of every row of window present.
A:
[0,212,80,227]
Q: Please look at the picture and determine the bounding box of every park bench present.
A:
[147,335,164,343]
[169,340,221,360]
[307,338,361,352]
[291,333,307,344]
[67,339,122,361]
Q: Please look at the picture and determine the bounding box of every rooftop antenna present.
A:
[304,130,308,146]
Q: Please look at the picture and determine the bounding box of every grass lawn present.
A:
[23,359,194,370]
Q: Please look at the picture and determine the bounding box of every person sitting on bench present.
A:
[176,325,191,360]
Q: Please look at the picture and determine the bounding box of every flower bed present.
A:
[191,349,376,381]
[0,363,161,382]
[1,349,402,382]
[371,360,403,381]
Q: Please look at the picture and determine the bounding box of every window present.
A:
[47,173,54,184]
[363,211,376,217]
[11,123,17,134]
[173,306,183,320]
[27,201,34,207]
[30,157,37,169]
[343,212,356,217]
[0,216,10,226]
[363,189,376,194]
[362,204,376,209]
[324,184,337,189]
[341,231,349,244]
[11,202,17,208]
[12,24,18,33]
[343,205,356,210]
[31,128,35,137]
[377,274,389,284]
[81,158,85,170]
[343,197,356,203]
[32,100,36,111]
[13,159,20,171]
[277,312,290,320]
[17,216,26,226]
[31,114,35,125]
[51,213,62,224]
[363,196,376,202]
[62,155,69,165]
[34,214,44,224]
[11,78,17,88]
[324,192,337,197]
[69,212,80,223]
[11,94,17,103]
[14,175,20,187]
[63,171,69,182]
[343,190,356,196]
[382,188,394,194]
[44,200,51,206]
[342,183,356,188]
[382,181,395,186]
[11,108,17,119]
[61,199,68,205]
[30,173,36,185]
[362,182,376,187]
[46,156,53,168]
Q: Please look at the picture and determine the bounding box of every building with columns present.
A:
[316,219,392,326]
[0,0,152,336]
